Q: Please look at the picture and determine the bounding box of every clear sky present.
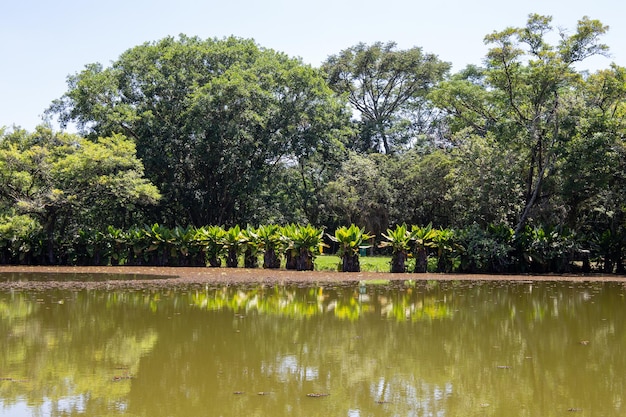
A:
[2,0,624,131]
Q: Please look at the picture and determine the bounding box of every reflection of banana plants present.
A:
[282,224,325,271]
[329,224,374,272]
[257,224,282,269]
[189,283,456,322]
[379,224,412,273]
[386,289,453,321]
[411,224,437,273]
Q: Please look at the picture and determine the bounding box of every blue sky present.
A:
[2,0,624,131]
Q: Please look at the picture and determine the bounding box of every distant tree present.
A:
[49,35,351,226]
[323,152,392,239]
[323,41,450,154]
[386,149,455,227]
[0,126,160,263]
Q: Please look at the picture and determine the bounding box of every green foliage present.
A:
[458,224,514,273]
[432,14,612,234]
[379,224,412,272]
[256,224,282,269]
[0,213,43,264]
[591,228,626,273]
[323,152,391,239]
[281,224,325,271]
[49,35,351,226]
[513,225,580,273]
[328,224,374,272]
[223,225,245,268]
[323,41,450,154]
[0,127,159,264]
[196,225,226,267]
[432,228,463,273]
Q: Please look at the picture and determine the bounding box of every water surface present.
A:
[1,276,625,416]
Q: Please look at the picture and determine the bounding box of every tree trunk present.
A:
[296,248,314,271]
[244,249,258,269]
[285,250,297,270]
[390,251,407,273]
[263,247,281,269]
[208,256,222,267]
[414,248,428,273]
[341,253,361,272]
[43,212,57,265]
[514,163,548,236]
[226,248,238,268]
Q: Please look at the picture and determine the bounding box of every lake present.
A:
[1,274,625,416]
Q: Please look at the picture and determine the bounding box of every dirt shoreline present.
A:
[0,265,624,290]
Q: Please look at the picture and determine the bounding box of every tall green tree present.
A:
[0,126,160,263]
[432,14,611,233]
[49,35,350,226]
[323,41,450,154]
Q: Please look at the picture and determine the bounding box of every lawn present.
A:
[315,254,392,272]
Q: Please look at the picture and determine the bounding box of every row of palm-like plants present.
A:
[0,220,623,273]
[0,223,332,271]
[378,222,624,274]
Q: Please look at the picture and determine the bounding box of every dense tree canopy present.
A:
[49,35,351,226]
[0,126,159,263]
[431,14,619,232]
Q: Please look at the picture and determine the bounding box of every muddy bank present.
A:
[0,265,624,291]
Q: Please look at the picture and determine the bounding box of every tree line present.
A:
[1,14,624,273]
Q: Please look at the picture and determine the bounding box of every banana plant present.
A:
[281,224,298,270]
[143,223,175,266]
[282,224,325,271]
[195,225,226,267]
[170,225,205,266]
[328,224,374,272]
[123,226,150,265]
[223,225,245,268]
[257,224,282,269]
[241,226,260,268]
[379,224,412,273]
[410,223,437,273]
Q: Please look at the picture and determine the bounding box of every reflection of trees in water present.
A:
[0,291,159,416]
[189,282,454,321]
[0,281,625,416]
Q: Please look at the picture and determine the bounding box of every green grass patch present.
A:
[315,255,391,272]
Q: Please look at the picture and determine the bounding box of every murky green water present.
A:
[1,276,625,416]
